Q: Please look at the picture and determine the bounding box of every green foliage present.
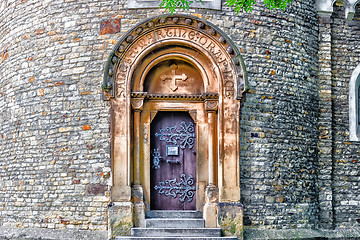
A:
[159,0,292,14]
[263,0,292,10]
[225,0,256,14]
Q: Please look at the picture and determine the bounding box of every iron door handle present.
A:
[166,159,179,164]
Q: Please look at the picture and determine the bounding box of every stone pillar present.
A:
[131,93,146,227]
[109,97,133,238]
[203,98,219,228]
[317,13,334,229]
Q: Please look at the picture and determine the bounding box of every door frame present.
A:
[140,100,207,211]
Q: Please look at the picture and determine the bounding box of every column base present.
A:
[203,185,219,228]
[132,185,146,227]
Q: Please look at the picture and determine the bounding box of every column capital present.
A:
[131,92,146,111]
[205,99,218,112]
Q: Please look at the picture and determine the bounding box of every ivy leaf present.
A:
[263,0,292,10]
[159,0,292,14]
[226,0,256,13]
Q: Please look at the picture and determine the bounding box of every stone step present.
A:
[131,228,222,237]
[115,237,238,240]
[146,211,203,219]
[146,218,205,228]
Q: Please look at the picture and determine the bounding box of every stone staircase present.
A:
[115,211,238,240]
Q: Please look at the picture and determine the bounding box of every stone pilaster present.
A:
[317,13,334,229]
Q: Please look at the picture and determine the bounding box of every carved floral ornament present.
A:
[102,14,248,101]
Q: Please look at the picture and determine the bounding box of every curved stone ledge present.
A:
[244,228,360,240]
[0,226,107,240]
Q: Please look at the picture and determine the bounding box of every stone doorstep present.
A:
[146,211,203,219]
[131,228,222,237]
[145,218,205,228]
[115,211,237,240]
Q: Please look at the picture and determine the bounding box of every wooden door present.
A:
[150,112,196,210]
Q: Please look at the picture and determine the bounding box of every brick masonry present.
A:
[331,3,360,229]
[0,0,359,239]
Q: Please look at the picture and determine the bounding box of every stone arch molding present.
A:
[349,63,360,141]
[102,14,248,99]
[102,14,248,230]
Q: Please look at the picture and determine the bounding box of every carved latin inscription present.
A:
[117,26,236,99]
[123,28,228,67]
[116,62,129,98]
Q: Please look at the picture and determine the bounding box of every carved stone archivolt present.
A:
[102,14,248,100]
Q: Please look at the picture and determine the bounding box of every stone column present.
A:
[317,13,334,229]
[203,97,219,228]
[131,93,146,227]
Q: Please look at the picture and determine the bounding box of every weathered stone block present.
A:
[217,202,244,240]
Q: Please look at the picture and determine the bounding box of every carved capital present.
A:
[131,92,146,111]
[131,99,144,111]
[205,99,218,112]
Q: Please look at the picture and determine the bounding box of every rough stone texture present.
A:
[109,202,133,238]
[0,0,359,239]
[232,1,320,229]
[0,0,118,232]
[331,3,360,229]
[0,226,107,240]
[217,203,243,239]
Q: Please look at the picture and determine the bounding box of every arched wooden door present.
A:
[150,111,196,210]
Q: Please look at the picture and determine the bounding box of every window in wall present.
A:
[358,85,360,125]
[349,64,360,141]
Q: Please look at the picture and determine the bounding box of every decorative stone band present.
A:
[130,92,219,101]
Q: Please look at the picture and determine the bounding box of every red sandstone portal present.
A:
[102,14,248,231]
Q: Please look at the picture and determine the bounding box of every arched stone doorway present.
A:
[102,14,248,237]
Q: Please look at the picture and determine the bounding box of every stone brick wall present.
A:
[331,3,360,229]
[228,1,320,229]
[0,0,123,231]
[0,0,359,237]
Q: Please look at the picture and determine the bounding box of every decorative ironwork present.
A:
[154,174,195,202]
[151,149,163,170]
[155,121,195,149]
[166,159,179,164]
